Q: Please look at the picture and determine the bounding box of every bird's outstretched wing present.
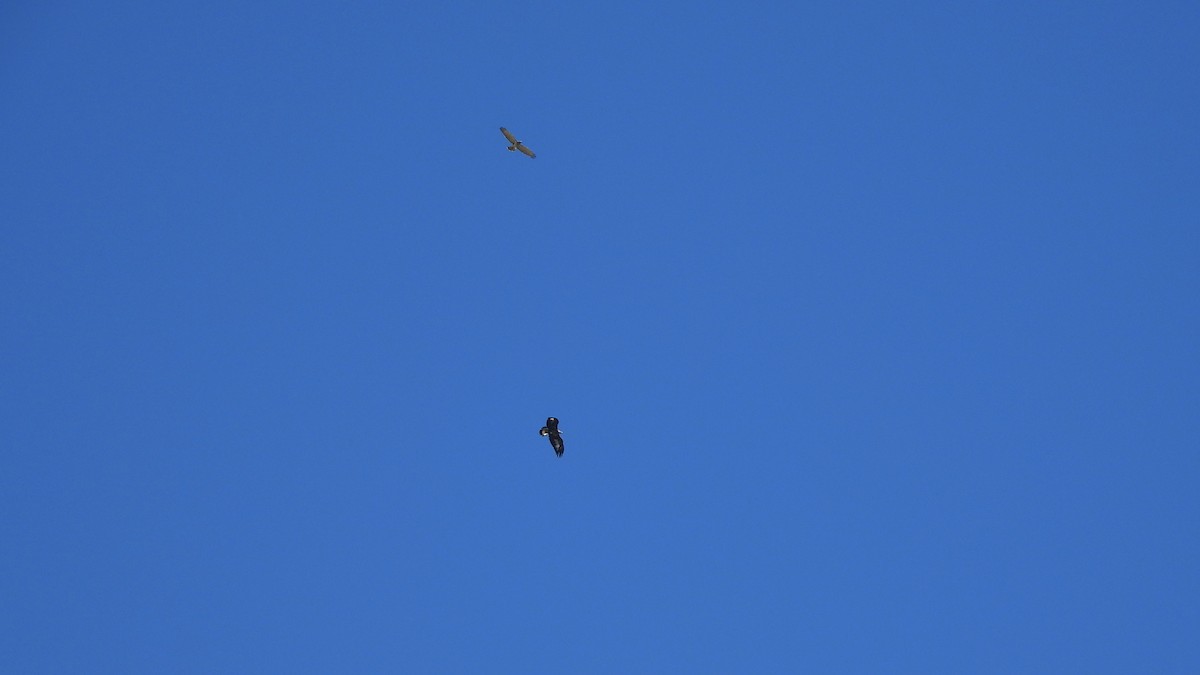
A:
[516,143,536,159]
[540,417,563,456]
[500,127,518,144]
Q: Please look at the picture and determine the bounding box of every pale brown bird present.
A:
[500,127,536,158]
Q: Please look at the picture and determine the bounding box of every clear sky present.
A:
[2,1,1198,672]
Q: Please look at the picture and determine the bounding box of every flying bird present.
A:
[539,417,564,457]
[500,127,536,158]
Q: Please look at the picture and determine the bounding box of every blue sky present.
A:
[2,1,1198,672]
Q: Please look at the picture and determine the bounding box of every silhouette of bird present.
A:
[539,416,564,457]
[500,127,536,158]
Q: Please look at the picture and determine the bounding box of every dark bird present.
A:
[539,416,564,457]
[500,127,536,158]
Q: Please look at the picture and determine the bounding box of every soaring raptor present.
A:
[500,127,536,158]
[539,417,564,457]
